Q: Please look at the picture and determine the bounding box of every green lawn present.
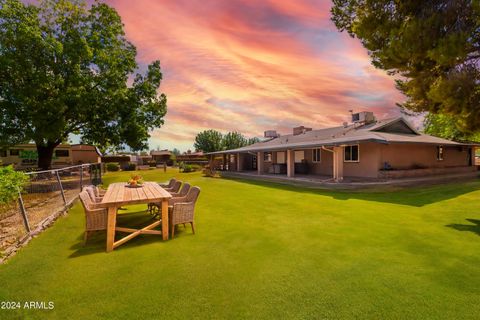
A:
[1,168,480,319]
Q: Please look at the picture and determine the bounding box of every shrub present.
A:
[191,164,202,171]
[124,162,137,171]
[106,162,120,172]
[0,165,29,204]
[147,160,157,167]
[183,164,194,173]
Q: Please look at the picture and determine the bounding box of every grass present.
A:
[0,168,480,319]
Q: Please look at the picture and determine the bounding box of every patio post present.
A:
[237,153,243,171]
[333,146,344,182]
[287,149,295,177]
[257,151,264,174]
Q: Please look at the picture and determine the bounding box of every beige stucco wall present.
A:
[303,148,333,175]
[379,144,472,170]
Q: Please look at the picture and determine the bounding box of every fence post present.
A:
[56,170,67,205]
[79,165,83,191]
[98,163,102,185]
[17,191,31,234]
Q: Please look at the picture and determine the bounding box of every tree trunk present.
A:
[36,143,57,170]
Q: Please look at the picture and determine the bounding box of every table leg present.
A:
[106,206,117,252]
[161,199,168,240]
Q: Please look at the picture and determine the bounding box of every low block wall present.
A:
[378,166,476,179]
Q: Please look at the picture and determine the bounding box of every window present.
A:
[264,152,272,162]
[9,149,21,156]
[294,150,304,163]
[0,149,6,157]
[436,146,444,161]
[344,145,359,162]
[313,148,321,163]
[276,152,285,164]
[55,149,70,157]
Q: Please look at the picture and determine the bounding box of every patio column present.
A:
[333,146,343,182]
[237,153,243,171]
[287,149,295,177]
[257,151,264,174]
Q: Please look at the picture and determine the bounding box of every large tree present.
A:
[0,0,167,169]
[423,113,480,142]
[193,130,223,153]
[222,131,247,150]
[331,0,480,132]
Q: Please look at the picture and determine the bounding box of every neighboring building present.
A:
[0,143,103,168]
[150,150,172,164]
[71,144,102,164]
[176,150,208,165]
[137,155,153,165]
[211,112,477,181]
[0,144,72,168]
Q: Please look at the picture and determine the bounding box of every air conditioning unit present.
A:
[264,130,279,138]
[352,111,375,124]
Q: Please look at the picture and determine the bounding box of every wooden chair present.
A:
[149,183,190,215]
[83,186,102,203]
[164,180,181,193]
[170,182,191,197]
[94,186,106,197]
[79,191,108,243]
[169,186,201,238]
[158,178,176,189]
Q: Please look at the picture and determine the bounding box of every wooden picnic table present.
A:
[97,182,172,252]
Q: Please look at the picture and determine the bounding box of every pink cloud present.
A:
[105,0,405,151]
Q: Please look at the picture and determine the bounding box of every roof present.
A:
[70,144,103,156]
[210,117,471,154]
[150,150,171,156]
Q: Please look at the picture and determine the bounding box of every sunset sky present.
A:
[105,0,406,152]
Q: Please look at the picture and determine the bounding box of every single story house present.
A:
[176,150,208,165]
[210,112,477,181]
[150,150,172,164]
[1,143,103,169]
[71,144,102,164]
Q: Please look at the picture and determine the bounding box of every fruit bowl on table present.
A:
[125,183,143,188]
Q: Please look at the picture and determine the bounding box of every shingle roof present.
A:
[210,117,468,154]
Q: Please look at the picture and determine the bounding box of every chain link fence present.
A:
[0,163,102,259]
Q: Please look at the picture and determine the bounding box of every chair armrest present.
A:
[86,207,107,214]
[168,196,187,205]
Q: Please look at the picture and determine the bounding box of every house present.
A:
[150,150,172,165]
[176,150,208,165]
[0,144,72,168]
[71,144,102,164]
[211,112,477,182]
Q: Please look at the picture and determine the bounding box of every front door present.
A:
[252,155,257,170]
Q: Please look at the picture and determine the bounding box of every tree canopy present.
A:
[194,130,224,154]
[193,130,259,153]
[222,131,247,150]
[423,113,480,142]
[0,0,167,169]
[331,0,480,132]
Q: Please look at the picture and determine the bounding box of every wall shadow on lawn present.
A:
[69,210,166,258]
[222,176,480,207]
[446,219,480,237]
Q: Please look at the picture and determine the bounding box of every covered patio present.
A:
[217,146,347,182]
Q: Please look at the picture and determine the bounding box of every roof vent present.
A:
[264,130,279,138]
[293,126,312,136]
[352,111,375,124]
